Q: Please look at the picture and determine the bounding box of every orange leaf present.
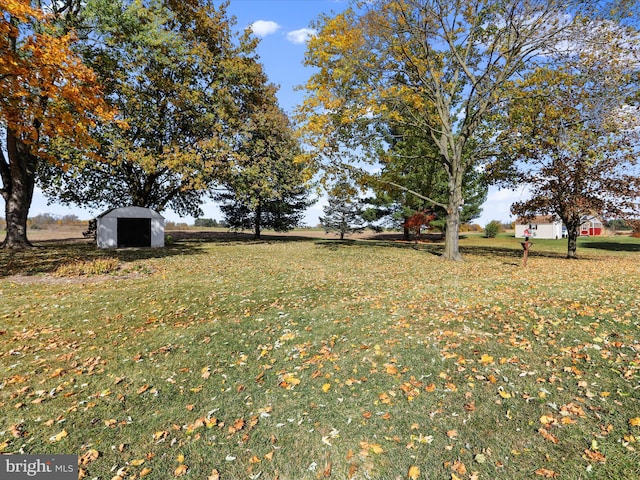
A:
[535,468,558,478]
[408,465,420,479]
[207,470,220,480]
[583,449,606,463]
[452,460,466,474]
[538,428,559,444]
[629,417,640,427]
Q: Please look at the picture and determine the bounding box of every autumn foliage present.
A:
[1,0,114,248]
[403,211,435,239]
[0,0,112,155]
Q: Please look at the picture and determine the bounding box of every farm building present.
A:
[515,216,563,239]
[579,215,603,236]
[96,206,165,249]
[515,215,604,239]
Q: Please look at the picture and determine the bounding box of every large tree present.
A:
[500,24,640,259]
[0,0,113,248]
[37,0,266,217]
[298,0,605,260]
[215,83,313,240]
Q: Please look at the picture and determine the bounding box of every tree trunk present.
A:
[1,130,36,249]
[442,173,463,261]
[566,225,579,259]
[403,224,410,241]
[254,201,262,240]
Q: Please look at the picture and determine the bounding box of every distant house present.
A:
[96,206,165,249]
[579,215,603,236]
[515,215,604,239]
[515,216,563,239]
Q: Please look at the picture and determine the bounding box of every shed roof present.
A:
[97,206,164,219]
[516,215,559,224]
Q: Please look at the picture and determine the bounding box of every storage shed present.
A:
[96,206,165,249]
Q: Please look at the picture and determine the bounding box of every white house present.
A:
[515,216,563,239]
[96,206,165,249]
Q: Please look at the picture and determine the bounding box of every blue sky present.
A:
[25,0,520,227]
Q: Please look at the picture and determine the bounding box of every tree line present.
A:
[2,0,639,258]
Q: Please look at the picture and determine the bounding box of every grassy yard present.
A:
[0,234,639,479]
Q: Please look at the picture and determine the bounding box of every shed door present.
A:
[117,218,151,247]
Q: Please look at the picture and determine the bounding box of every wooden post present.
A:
[521,236,532,267]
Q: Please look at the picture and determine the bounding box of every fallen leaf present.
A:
[535,468,558,478]
[322,383,332,393]
[174,464,188,476]
[480,354,494,365]
[452,460,466,474]
[538,428,559,444]
[498,389,512,399]
[629,417,640,427]
[408,465,420,479]
[79,449,100,465]
[583,449,606,463]
[207,470,220,480]
[49,429,68,442]
[140,468,152,477]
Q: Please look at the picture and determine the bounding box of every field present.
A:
[1,230,639,479]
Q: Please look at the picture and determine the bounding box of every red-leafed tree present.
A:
[0,0,114,248]
[404,211,435,241]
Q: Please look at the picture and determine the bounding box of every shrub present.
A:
[54,258,120,277]
[484,220,502,238]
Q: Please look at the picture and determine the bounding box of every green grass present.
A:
[1,235,639,479]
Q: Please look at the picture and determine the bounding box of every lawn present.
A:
[0,233,639,479]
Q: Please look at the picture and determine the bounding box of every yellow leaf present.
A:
[174,464,189,476]
[322,383,332,393]
[539,415,555,425]
[130,459,145,466]
[177,454,185,463]
[140,468,152,477]
[408,465,420,479]
[629,417,640,427]
[370,443,384,454]
[498,389,512,399]
[49,429,68,442]
[480,354,494,365]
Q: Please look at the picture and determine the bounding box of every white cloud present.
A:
[250,20,280,38]
[286,28,317,45]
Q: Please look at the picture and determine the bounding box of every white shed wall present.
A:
[96,207,165,249]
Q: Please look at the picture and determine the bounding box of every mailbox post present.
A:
[521,236,532,267]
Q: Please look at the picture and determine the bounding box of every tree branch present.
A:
[380,180,448,210]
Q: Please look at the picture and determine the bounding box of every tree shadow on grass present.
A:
[315,237,578,263]
[167,230,319,245]
[580,241,640,253]
[0,239,202,278]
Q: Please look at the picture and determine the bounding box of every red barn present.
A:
[580,216,603,236]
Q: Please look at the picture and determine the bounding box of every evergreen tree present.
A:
[320,180,366,240]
